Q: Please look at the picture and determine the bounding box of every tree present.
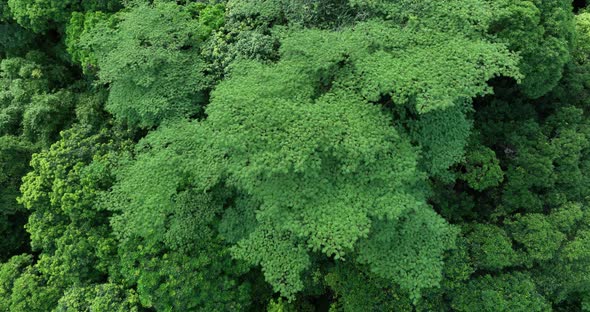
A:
[451,273,551,312]
[54,284,140,312]
[105,121,254,311]
[0,136,34,261]
[1,0,590,310]
[14,126,132,310]
[0,51,74,144]
[83,1,224,128]
[325,262,413,312]
[488,0,575,98]
[6,0,121,33]
[0,254,32,311]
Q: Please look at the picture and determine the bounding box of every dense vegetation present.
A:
[1,0,590,311]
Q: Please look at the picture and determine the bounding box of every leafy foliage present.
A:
[2,0,590,311]
[55,284,140,312]
[451,273,551,312]
[0,136,33,261]
[325,262,413,312]
[6,0,121,33]
[106,121,252,310]
[489,0,575,98]
[84,1,224,127]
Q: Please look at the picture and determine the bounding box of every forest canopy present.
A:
[1,0,590,311]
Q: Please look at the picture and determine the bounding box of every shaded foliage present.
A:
[1,0,590,311]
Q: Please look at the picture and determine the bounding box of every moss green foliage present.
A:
[451,273,551,312]
[65,11,109,73]
[1,0,590,311]
[0,52,71,139]
[85,1,224,128]
[489,0,575,98]
[6,0,121,33]
[55,283,140,312]
[13,126,133,310]
[325,263,413,312]
[0,254,31,310]
[106,122,252,310]
[459,141,504,191]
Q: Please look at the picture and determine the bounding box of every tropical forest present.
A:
[1,0,590,311]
